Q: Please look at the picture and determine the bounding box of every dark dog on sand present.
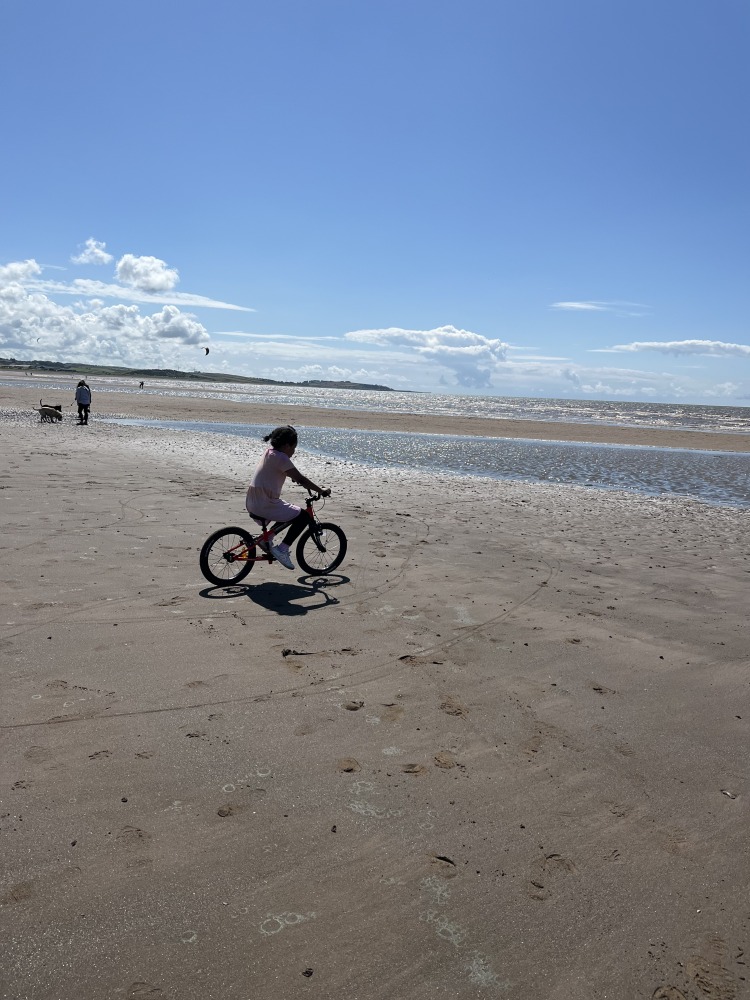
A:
[37,400,63,423]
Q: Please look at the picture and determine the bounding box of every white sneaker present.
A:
[271,543,295,570]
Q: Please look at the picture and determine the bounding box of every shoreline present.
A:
[1,381,749,452]
[4,407,749,510]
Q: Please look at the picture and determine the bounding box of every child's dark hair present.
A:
[263,425,298,449]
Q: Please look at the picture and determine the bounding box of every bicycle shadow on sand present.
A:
[199,573,349,616]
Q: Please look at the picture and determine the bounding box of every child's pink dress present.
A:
[245,447,301,523]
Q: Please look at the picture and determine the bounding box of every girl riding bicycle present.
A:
[246,425,330,570]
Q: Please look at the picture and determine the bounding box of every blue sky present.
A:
[2,0,749,403]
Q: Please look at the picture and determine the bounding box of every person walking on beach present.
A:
[75,380,91,425]
[245,425,329,571]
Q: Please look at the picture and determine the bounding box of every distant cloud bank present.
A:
[605,339,750,358]
[0,246,222,366]
[346,325,509,388]
[1,241,747,403]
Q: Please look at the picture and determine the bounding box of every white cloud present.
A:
[146,305,208,344]
[551,300,650,316]
[71,238,113,265]
[345,325,509,388]
[0,257,209,365]
[341,323,693,396]
[208,335,418,374]
[269,363,397,383]
[215,330,339,340]
[551,301,608,312]
[602,339,750,358]
[703,382,741,397]
[578,381,652,396]
[29,277,253,312]
[116,254,179,292]
[4,244,746,404]
[0,259,42,285]
[511,354,571,361]
[495,359,667,392]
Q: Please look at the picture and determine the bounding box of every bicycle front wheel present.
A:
[199,526,256,585]
[296,522,347,575]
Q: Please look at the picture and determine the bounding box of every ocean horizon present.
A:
[5,373,750,435]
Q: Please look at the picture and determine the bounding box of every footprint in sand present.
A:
[0,882,32,904]
[337,758,361,773]
[434,751,457,769]
[686,934,739,999]
[125,857,154,871]
[401,763,428,776]
[283,658,306,673]
[663,828,690,856]
[522,733,544,755]
[543,853,578,874]
[428,853,458,878]
[218,785,267,816]
[440,696,468,718]
[608,802,630,818]
[528,880,552,901]
[528,853,578,901]
[116,825,151,846]
[381,703,404,722]
[129,983,163,997]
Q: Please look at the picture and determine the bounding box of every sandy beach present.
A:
[1,392,748,1000]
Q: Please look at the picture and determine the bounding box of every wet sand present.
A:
[1,404,748,999]
[1,377,749,451]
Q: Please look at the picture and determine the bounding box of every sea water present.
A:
[8,374,748,505]
[106,418,750,509]
[6,374,750,434]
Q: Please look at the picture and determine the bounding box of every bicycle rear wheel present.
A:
[296,522,347,575]
[199,526,256,585]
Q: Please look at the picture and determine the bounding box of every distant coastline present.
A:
[0,357,394,393]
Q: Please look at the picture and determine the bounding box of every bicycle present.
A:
[199,492,347,586]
